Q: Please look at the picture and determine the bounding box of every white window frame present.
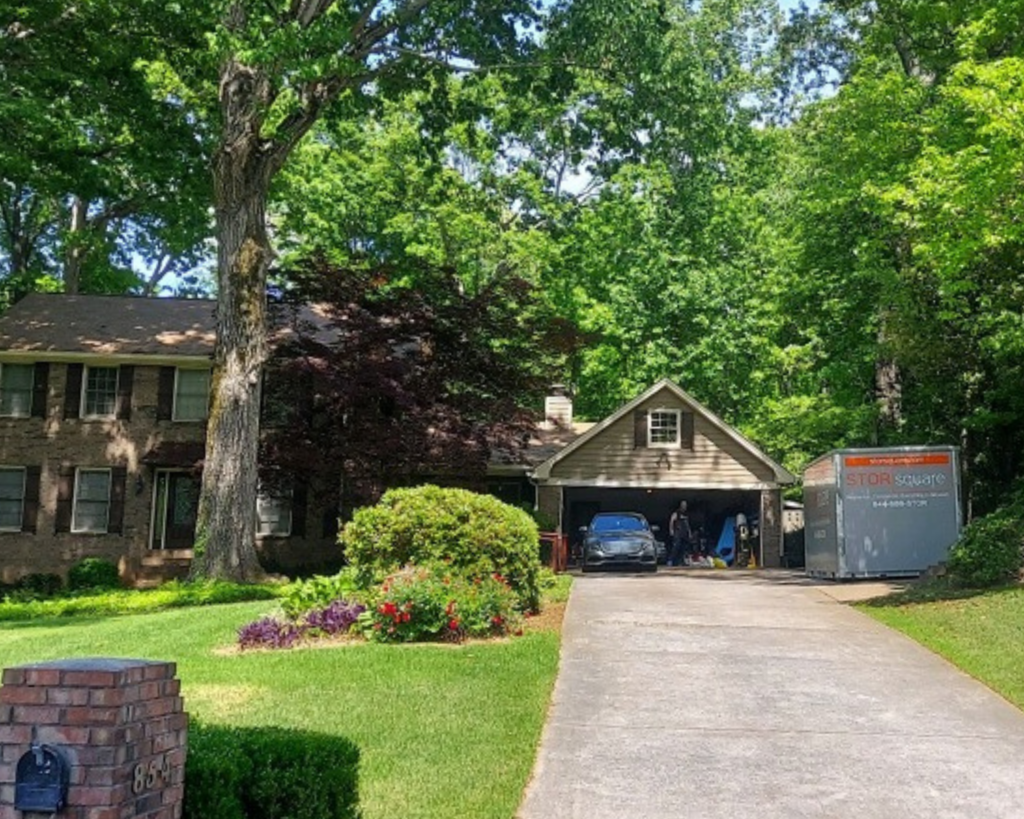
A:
[71,468,112,533]
[647,409,681,448]
[256,486,293,537]
[0,466,26,532]
[80,366,119,419]
[0,363,34,418]
[172,368,211,422]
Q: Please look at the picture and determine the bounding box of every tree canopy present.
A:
[3,0,1023,577]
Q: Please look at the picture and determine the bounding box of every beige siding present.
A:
[550,393,776,487]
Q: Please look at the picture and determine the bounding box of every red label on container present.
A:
[844,454,950,468]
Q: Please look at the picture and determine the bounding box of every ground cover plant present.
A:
[0,597,563,819]
[859,585,1024,711]
[0,581,281,622]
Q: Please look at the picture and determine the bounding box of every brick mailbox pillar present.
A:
[0,658,187,819]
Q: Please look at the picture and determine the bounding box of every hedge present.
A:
[184,723,360,819]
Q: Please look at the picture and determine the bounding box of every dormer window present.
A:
[648,410,681,448]
[633,407,695,451]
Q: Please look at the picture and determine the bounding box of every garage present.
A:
[531,380,795,568]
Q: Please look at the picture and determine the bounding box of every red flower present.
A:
[491,615,503,626]
[492,573,506,585]
[401,612,411,623]
[448,619,460,630]
[379,602,398,616]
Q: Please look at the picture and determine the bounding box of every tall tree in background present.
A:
[0,1,210,297]
[764,0,1024,507]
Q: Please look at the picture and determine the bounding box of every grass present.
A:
[0,592,565,819]
[858,582,1024,709]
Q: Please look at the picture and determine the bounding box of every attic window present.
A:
[648,410,681,448]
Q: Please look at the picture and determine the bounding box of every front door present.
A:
[151,471,200,550]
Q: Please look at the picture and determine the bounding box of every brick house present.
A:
[0,293,338,585]
[0,294,795,585]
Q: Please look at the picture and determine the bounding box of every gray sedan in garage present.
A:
[580,512,659,572]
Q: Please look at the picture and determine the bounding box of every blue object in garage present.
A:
[717,516,736,566]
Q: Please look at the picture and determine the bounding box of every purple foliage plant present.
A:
[238,599,364,650]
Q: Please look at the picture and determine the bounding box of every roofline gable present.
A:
[532,378,796,484]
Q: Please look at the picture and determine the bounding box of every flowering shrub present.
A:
[361,566,522,643]
[238,600,365,649]
[343,485,543,611]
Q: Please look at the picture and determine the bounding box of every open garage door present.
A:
[563,487,766,564]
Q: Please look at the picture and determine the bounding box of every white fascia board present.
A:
[534,477,778,491]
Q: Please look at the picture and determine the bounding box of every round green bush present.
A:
[67,557,121,591]
[947,492,1024,587]
[342,485,542,611]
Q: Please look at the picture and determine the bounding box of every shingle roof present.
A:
[0,293,217,358]
[489,421,596,470]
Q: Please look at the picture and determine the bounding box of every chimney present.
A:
[544,384,573,428]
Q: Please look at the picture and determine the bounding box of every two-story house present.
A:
[0,293,338,585]
[0,293,796,586]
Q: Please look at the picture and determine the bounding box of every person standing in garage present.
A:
[668,500,693,566]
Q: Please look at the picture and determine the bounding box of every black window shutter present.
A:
[633,409,648,449]
[30,363,49,418]
[116,366,134,420]
[291,478,308,538]
[108,467,127,534]
[55,465,75,533]
[63,364,83,420]
[681,412,695,450]
[157,367,175,421]
[21,466,41,534]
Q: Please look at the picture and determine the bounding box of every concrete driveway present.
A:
[518,571,1024,819]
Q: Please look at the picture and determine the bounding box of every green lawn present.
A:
[859,584,1024,709]
[0,600,562,819]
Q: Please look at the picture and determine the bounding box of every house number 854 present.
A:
[132,756,171,794]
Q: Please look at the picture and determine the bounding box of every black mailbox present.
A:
[14,743,70,813]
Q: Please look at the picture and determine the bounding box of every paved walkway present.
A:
[518,571,1024,819]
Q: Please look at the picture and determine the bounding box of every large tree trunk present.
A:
[190,58,275,582]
